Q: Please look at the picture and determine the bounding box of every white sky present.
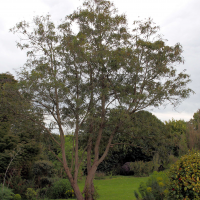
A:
[0,0,199,122]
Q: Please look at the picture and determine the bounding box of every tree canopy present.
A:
[11,0,193,199]
[0,73,42,195]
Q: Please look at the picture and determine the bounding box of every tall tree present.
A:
[0,72,41,190]
[11,0,193,199]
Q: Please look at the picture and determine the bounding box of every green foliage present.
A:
[13,194,21,200]
[168,150,200,199]
[11,0,193,198]
[26,188,37,200]
[32,160,55,177]
[57,136,86,180]
[0,184,14,200]
[0,72,42,193]
[32,160,55,188]
[135,171,169,200]
[186,110,200,151]
[47,178,72,199]
[165,119,188,157]
[189,109,200,130]
[65,189,75,199]
[130,161,154,177]
[99,111,170,174]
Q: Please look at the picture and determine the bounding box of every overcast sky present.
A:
[0,0,199,122]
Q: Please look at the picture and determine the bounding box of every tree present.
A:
[186,109,200,150]
[165,119,188,157]
[98,111,171,174]
[11,0,193,199]
[0,73,42,195]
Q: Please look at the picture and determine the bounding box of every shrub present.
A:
[26,188,37,200]
[130,161,154,176]
[168,150,200,199]
[0,184,14,200]
[13,194,21,200]
[47,178,72,199]
[134,171,169,200]
[65,189,75,198]
[121,161,154,176]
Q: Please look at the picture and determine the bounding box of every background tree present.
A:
[11,0,193,199]
[165,119,188,157]
[186,109,200,150]
[0,73,42,197]
[98,111,170,174]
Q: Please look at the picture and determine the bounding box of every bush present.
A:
[0,184,14,200]
[121,161,154,176]
[130,161,154,176]
[65,189,75,198]
[134,171,169,200]
[168,150,200,199]
[26,188,37,200]
[47,178,73,199]
[13,194,21,200]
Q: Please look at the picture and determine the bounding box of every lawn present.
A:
[76,176,148,200]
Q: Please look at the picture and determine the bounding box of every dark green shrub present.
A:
[13,194,21,200]
[32,160,55,177]
[32,160,55,188]
[134,171,169,200]
[9,173,29,197]
[130,161,154,176]
[0,184,14,200]
[47,178,72,199]
[168,150,200,199]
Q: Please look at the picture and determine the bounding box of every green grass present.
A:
[77,176,148,200]
[50,176,148,200]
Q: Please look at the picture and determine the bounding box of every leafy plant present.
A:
[13,194,21,200]
[26,188,37,200]
[168,150,200,199]
[47,178,72,199]
[134,171,169,200]
[0,184,14,200]
[130,161,154,177]
[65,189,75,198]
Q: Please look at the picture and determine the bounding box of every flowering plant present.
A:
[168,150,200,199]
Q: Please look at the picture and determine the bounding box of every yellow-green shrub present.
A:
[134,171,169,200]
[168,150,200,199]
[26,188,37,200]
[14,194,21,200]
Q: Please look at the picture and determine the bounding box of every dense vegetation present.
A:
[0,72,199,199]
[0,0,198,199]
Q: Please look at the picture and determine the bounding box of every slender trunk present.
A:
[74,124,79,183]
[83,63,95,200]
[60,128,84,200]
[54,83,83,199]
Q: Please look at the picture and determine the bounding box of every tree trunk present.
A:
[84,165,98,200]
